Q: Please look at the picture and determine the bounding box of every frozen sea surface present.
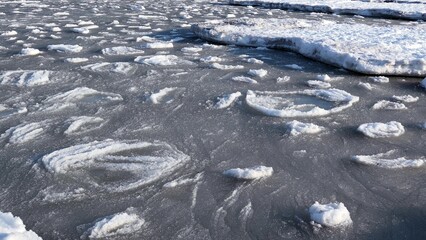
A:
[0,0,425,240]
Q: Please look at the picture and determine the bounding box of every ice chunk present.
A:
[309,201,352,227]
[392,95,419,103]
[211,63,244,70]
[232,76,258,84]
[286,120,324,136]
[307,80,331,89]
[248,69,267,78]
[0,70,50,87]
[357,121,405,138]
[64,116,105,135]
[147,87,179,104]
[65,58,89,63]
[223,166,273,180]
[284,64,303,70]
[19,48,41,56]
[1,121,48,144]
[102,46,144,56]
[420,77,426,89]
[213,91,242,109]
[229,0,426,20]
[245,88,359,117]
[372,100,407,110]
[144,42,174,49]
[358,82,373,90]
[1,30,18,36]
[351,150,425,169]
[40,139,189,192]
[200,56,224,63]
[135,55,194,66]
[47,44,83,53]
[277,76,290,83]
[192,18,426,76]
[246,57,263,64]
[72,27,90,34]
[81,211,144,239]
[368,76,389,83]
[181,47,203,53]
[82,62,136,75]
[0,211,42,240]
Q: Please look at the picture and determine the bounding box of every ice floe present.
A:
[0,211,42,240]
[309,201,352,227]
[81,210,144,239]
[211,63,244,70]
[1,30,18,36]
[82,62,136,75]
[47,44,83,53]
[357,121,405,138]
[368,76,389,83]
[392,95,419,103]
[1,121,48,144]
[101,46,144,56]
[144,42,174,49]
[372,100,407,110]
[135,55,194,66]
[0,70,51,87]
[147,87,180,104]
[232,76,258,84]
[193,18,426,76]
[65,58,89,63]
[39,87,123,112]
[223,166,273,180]
[245,88,359,117]
[286,120,325,136]
[64,116,105,135]
[19,48,41,56]
[248,69,267,78]
[40,139,190,192]
[212,91,242,109]
[351,150,425,169]
[307,80,331,89]
[229,0,426,20]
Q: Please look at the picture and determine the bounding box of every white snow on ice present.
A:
[286,120,325,136]
[309,201,352,227]
[223,166,273,180]
[47,44,83,53]
[212,91,242,109]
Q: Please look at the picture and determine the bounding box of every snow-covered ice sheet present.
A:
[0,211,42,240]
[223,166,273,180]
[309,201,352,227]
[357,121,405,138]
[40,139,190,192]
[229,0,426,20]
[351,150,425,168]
[192,18,426,76]
[245,88,359,117]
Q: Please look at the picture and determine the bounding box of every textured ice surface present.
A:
[232,76,258,84]
[81,210,144,239]
[352,150,425,169]
[245,88,359,117]
[286,120,325,136]
[213,91,242,109]
[135,55,194,66]
[1,121,48,144]
[357,121,405,138]
[40,139,190,191]
[223,166,273,180]
[19,48,41,56]
[229,0,426,20]
[309,201,352,227]
[0,211,42,240]
[193,18,426,76]
[64,116,105,135]
[102,46,144,56]
[392,95,419,103]
[47,44,83,53]
[147,87,180,104]
[82,62,136,75]
[372,100,407,110]
[0,70,51,87]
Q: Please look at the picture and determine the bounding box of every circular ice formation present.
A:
[223,166,273,180]
[245,88,359,117]
[309,201,352,227]
[41,139,189,192]
[357,121,405,138]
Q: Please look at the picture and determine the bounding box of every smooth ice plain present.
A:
[0,0,425,239]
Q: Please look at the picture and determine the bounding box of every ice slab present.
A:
[19,48,41,56]
[223,166,273,180]
[245,88,359,117]
[82,62,137,75]
[101,46,144,56]
[229,0,426,20]
[192,18,426,76]
[372,100,407,110]
[81,210,144,239]
[357,121,405,138]
[40,139,190,192]
[64,116,105,135]
[0,211,42,240]
[286,120,325,136]
[351,150,425,169]
[0,105,27,120]
[309,201,352,227]
[213,91,242,109]
[1,121,48,144]
[47,44,83,53]
[0,70,51,87]
[134,55,194,66]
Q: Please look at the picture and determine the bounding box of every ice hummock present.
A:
[223,166,273,180]
[80,210,144,239]
[228,0,426,20]
[245,88,359,117]
[351,150,425,169]
[40,139,190,192]
[192,18,426,76]
[309,201,352,227]
[357,121,405,138]
[0,211,42,240]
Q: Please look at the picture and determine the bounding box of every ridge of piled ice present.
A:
[211,63,244,70]
[0,70,51,87]
[213,91,242,109]
[245,88,359,117]
[0,211,42,240]
[40,139,190,191]
[309,201,352,227]
[81,211,144,239]
[351,150,425,168]
[286,120,325,136]
[357,121,405,138]
[223,166,273,180]
[47,44,83,53]
[192,18,426,76]
[229,0,426,20]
